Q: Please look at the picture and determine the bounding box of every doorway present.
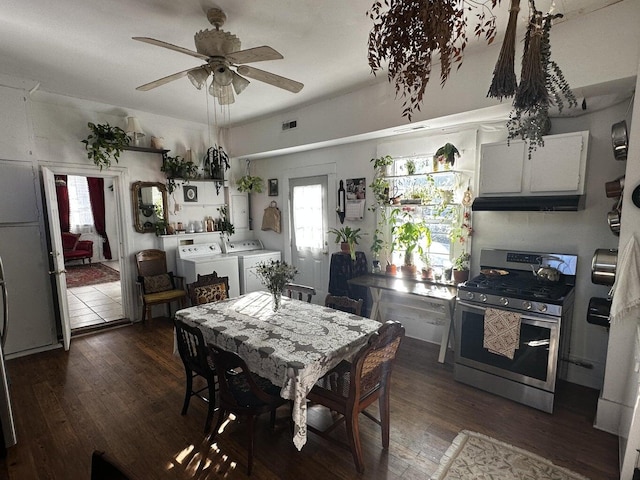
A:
[289,175,330,302]
[42,164,133,345]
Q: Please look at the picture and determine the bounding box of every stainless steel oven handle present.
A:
[456,299,559,324]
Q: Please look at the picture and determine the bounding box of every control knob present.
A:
[465,292,475,300]
[479,294,487,303]
[499,297,509,306]
[523,301,532,310]
[538,303,548,313]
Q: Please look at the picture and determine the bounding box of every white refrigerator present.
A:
[0,256,17,450]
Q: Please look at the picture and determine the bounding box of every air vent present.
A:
[282,120,297,131]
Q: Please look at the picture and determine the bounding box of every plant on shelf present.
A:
[371,155,394,176]
[420,250,434,280]
[393,214,431,276]
[81,122,131,170]
[329,226,362,261]
[216,204,235,239]
[236,175,264,193]
[161,155,199,194]
[433,143,460,171]
[405,159,416,175]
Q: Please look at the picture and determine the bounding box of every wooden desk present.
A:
[349,273,456,363]
[175,291,380,450]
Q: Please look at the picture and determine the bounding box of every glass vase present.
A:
[271,290,283,311]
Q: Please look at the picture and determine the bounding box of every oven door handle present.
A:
[455,299,557,324]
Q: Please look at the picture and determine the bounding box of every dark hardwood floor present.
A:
[0,318,619,479]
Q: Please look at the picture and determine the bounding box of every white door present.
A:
[289,175,329,303]
[42,167,72,350]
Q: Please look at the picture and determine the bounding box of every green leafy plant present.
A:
[255,260,298,295]
[370,155,394,173]
[433,143,460,168]
[236,175,264,193]
[81,122,130,170]
[161,155,199,194]
[216,204,235,239]
[453,252,471,271]
[405,159,416,175]
[393,215,431,267]
[203,145,230,180]
[329,226,362,261]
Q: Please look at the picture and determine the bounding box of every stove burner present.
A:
[464,271,572,303]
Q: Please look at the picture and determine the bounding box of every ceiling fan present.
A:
[133,7,303,105]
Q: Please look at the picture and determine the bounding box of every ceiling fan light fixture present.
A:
[187,67,209,90]
[209,83,235,105]
[212,64,233,86]
[231,72,250,95]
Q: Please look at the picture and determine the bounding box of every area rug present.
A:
[65,263,120,288]
[431,430,589,480]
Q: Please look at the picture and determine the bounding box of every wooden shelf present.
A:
[122,146,169,155]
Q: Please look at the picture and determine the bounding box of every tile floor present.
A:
[67,260,124,330]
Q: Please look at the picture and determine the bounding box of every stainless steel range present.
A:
[453,249,578,413]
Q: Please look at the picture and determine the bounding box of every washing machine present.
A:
[176,242,240,298]
[223,240,282,295]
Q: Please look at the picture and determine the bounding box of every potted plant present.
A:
[393,216,431,276]
[328,226,362,261]
[216,205,235,239]
[161,155,199,194]
[370,155,394,176]
[236,175,264,193]
[433,143,460,171]
[453,252,471,284]
[203,145,230,180]
[420,251,434,280]
[81,122,130,170]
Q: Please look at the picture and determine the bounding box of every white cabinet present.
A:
[479,131,589,197]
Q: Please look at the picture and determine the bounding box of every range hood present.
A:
[472,195,585,212]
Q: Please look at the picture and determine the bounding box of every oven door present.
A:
[454,299,560,392]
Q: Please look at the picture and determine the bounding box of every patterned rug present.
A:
[65,263,120,288]
[431,430,589,480]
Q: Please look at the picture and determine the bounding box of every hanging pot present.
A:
[591,248,618,286]
[607,197,622,236]
[611,120,629,160]
[587,297,611,327]
[605,176,625,198]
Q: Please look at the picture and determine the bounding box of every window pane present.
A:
[293,184,323,249]
[67,176,94,231]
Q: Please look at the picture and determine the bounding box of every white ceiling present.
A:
[0,0,625,127]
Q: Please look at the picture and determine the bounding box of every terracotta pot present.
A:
[421,267,434,280]
[453,269,469,284]
[340,242,350,254]
[386,264,397,275]
[401,264,417,276]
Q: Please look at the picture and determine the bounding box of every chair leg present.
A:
[210,408,226,441]
[204,377,216,433]
[344,410,364,473]
[379,384,391,449]
[181,370,193,415]
[246,414,255,475]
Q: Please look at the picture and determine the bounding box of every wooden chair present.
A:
[208,345,288,475]
[284,283,316,303]
[187,271,230,306]
[90,450,135,480]
[135,249,187,322]
[174,319,217,433]
[324,294,363,316]
[307,321,405,473]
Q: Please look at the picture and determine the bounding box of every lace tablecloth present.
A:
[175,290,381,450]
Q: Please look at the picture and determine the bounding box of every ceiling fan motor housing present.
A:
[194,29,240,57]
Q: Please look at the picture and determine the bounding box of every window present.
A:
[292,184,324,250]
[67,175,95,232]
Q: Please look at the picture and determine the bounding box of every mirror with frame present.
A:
[131,181,168,234]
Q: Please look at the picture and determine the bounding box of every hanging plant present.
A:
[161,155,199,194]
[507,3,577,158]
[367,0,501,121]
[487,0,521,100]
[433,143,460,168]
[203,145,230,180]
[81,122,130,170]
[236,175,264,193]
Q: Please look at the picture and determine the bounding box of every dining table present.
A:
[174,290,381,450]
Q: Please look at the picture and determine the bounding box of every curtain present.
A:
[55,175,70,232]
[87,177,112,259]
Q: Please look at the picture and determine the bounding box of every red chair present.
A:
[62,232,93,264]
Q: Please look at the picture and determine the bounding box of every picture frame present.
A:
[183,185,198,202]
[268,179,278,196]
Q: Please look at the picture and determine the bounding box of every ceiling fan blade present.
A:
[136,67,199,91]
[236,65,303,93]
[226,46,283,64]
[133,37,209,61]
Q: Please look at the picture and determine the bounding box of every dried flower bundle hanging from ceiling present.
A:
[367,0,501,121]
[487,0,521,100]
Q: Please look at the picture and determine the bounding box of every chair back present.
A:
[325,294,363,316]
[136,249,169,277]
[187,271,230,306]
[284,283,316,303]
[208,345,281,409]
[174,319,211,377]
[351,321,404,400]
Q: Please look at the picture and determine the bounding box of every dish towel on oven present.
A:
[610,234,640,324]
[483,308,521,359]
